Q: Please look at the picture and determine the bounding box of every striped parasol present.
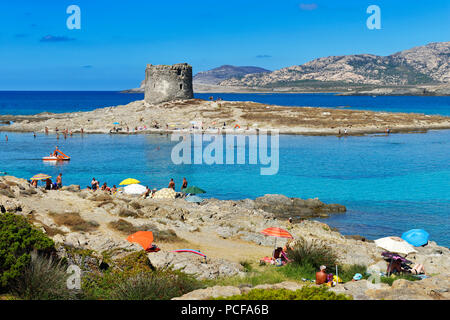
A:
[260,227,293,248]
[30,173,52,180]
[260,227,293,239]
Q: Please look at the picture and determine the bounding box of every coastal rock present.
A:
[253,194,346,219]
[172,286,242,300]
[148,251,244,280]
[153,188,177,200]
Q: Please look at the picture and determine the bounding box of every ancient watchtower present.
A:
[144,63,194,104]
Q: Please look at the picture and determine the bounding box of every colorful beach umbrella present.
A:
[374,236,417,255]
[119,178,140,185]
[182,186,206,194]
[260,227,293,239]
[260,227,293,248]
[127,231,154,251]
[30,173,52,180]
[401,229,429,247]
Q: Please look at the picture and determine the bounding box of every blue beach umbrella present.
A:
[401,229,429,247]
[185,195,203,203]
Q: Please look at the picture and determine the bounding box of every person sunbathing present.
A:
[316,265,327,285]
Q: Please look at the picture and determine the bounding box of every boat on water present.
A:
[43,147,70,161]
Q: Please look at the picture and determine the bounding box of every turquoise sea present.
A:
[0,92,449,246]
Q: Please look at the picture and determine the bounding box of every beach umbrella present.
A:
[260,227,293,248]
[182,186,206,194]
[185,195,203,203]
[127,231,154,251]
[402,229,430,247]
[31,173,52,180]
[123,184,147,195]
[119,178,140,185]
[374,236,417,255]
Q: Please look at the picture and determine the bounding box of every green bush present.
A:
[82,251,202,300]
[213,286,352,300]
[0,212,54,289]
[287,237,337,270]
[10,251,77,300]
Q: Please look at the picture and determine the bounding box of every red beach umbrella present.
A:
[260,227,293,248]
[127,231,154,251]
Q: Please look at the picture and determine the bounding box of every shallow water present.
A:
[1,130,449,246]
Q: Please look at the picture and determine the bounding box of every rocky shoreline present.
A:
[1,175,449,300]
[1,98,450,136]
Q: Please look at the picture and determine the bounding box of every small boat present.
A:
[43,147,70,161]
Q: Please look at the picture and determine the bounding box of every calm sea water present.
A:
[0,91,449,246]
[0,91,449,116]
[0,131,449,247]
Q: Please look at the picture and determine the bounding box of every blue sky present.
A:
[0,0,449,90]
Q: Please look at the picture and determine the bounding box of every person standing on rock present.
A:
[181,177,188,191]
[56,173,63,189]
[168,178,175,190]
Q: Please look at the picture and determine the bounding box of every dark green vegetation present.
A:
[0,212,54,289]
[82,251,203,300]
[213,287,352,300]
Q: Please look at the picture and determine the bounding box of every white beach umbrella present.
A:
[374,236,417,255]
[123,184,147,195]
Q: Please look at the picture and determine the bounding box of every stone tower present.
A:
[144,63,194,104]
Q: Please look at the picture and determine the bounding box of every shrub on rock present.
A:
[0,212,54,289]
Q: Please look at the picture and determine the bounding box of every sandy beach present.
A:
[1,98,450,136]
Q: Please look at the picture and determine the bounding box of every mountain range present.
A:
[219,42,450,88]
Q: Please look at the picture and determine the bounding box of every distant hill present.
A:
[193,65,271,85]
[219,42,450,88]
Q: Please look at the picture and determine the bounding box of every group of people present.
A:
[168,177,188,191]
[30,173,63,190]
[87,178,117,194]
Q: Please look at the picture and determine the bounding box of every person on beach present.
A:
[45,127,49,134]
[91,178,99,191]
[111,185,117,193]
[387,258,403,275]
[316,265,327,285]
[45,178,52,190]
[101,182,110,192]
[31,179,38,188]
[168,178,175,190]
[181,177,188,191]
[56,173,62,189]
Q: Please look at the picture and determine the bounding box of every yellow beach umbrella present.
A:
[31,173,52,180]
[119,178,140,186]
